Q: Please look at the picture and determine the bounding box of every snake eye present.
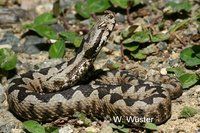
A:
[98,22,107,29]
[108,14,114,19]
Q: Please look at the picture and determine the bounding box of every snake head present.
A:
[82,10,116,58]
[97,10,116,32]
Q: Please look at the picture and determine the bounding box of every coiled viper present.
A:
[6,11,182,127]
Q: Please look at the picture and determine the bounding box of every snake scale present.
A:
[6,11,182,127]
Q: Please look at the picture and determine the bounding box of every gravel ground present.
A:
[0,0,200,133]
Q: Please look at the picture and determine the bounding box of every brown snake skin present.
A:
[6,11,182,127]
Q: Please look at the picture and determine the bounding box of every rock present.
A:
[115,13,125,23]
[23,35,47,54]
[0,84,5,104]
[0,32,20,47]
[143,44,159,55]
[100,124,113,133]
[85,126,99,133]
[59,125,74,133]
[157,41,168,50]
[59,0,78,8]
[169,58,180,66]
[160,68,167,75]
[20,0,40,10]
[0,109,22,133]
[171,52,179,59]
[51,24,65,33]
[0,7,28,25]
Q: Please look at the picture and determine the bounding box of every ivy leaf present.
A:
[167,67,199,89]
[73,112,92,126]
[133,0,143,6]
[23,120,45,133]
[166,1,192,13]
[131,49,147,59]
[145,123,158,130]
[73,36,83,48]
[75,2,90,18]
[123,43,139,51]
[121,25,138,38]
[0,48,17,70]
[169,19,190,33]
[180,45,200,66]
[167,67,186,78]
[75,0,111,18]
[34,12,57,25]
[180,106,197,118]
[151,33,170,42]
[31,25,58,39]
[60,31,83,47]
[110,0,129,9]
[49,40,65,58]
[179,73,199,89]
[53,0,61,16]
[123,31,150,44]
[109,123,129,133]
[45,126,59,133]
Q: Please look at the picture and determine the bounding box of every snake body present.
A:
[6,11,182,127]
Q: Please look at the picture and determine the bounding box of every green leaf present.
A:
[45,126,59,133]
[0,48,17,70]
[60,31,77,42]
[169,19,190,33]
[145,123,158,130]
[23,120,45,133]
[60,31,83,47]
[121,25,138,38]
[31,25,58,39]
[167,67,199,89]
[73,112,92,126]
[109,124,129,133]
[180,106,197,118]
[86,132,95,133]
[73,36,83,47]
[131,49,147,59]
[23,23,35,29]
[166,1,192,13]
[123,31,150,44]
[167,67,186,78]
[151,33,170,42]
[123,43,139,51]
[178,73,199,88]
[133,0,143,6]
[53,0,61,16]
[75,0,111,18]
[180,45,200,66]
[49,40,65,58]
[110,0,129,9]
[75,2,90,18]
[34,12,57,25]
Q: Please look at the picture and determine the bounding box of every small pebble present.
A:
[171,52,179,59]
[77,120,84,125]
[115,13,125,23]
[100,124,113,133]
[0,32,20,46]
[59,125,74,133]
[143,44,158,54]
[160,68,167,75]
[157,41,168,50]
[85,126,99,133]
[0,84,5,104]
[60,0,77,8]
[36,3,53,14]
[23,35,47,54]
[169,58,180,66]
